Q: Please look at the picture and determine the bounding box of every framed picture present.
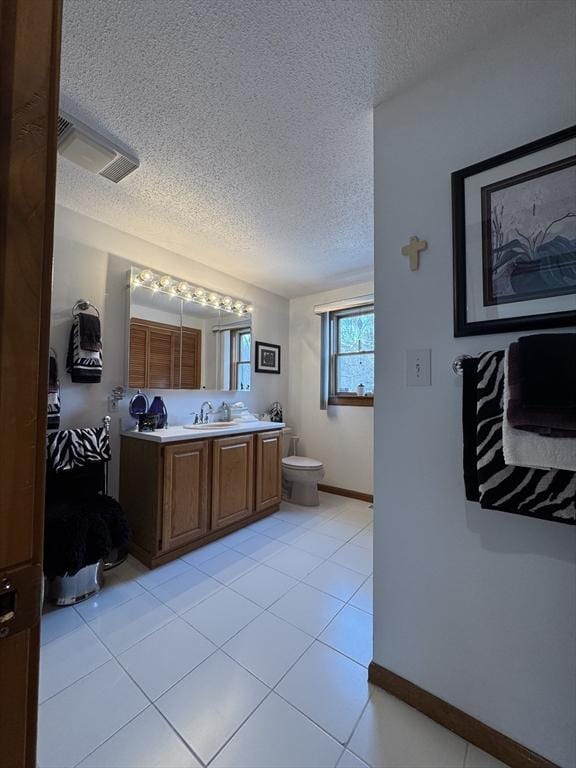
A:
[255,341,281,374]
[452,125,576,336]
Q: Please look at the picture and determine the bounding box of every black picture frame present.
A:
[452,125,576,337]
[254,341,281,374]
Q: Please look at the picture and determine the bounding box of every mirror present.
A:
[126,267,252,391]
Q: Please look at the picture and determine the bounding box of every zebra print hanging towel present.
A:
[66,314,102,383]
[47,427,111,473]
[476,350,575,525]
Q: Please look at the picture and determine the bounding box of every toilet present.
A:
[282,455,325,506]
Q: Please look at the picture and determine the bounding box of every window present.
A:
[329,305,374,406]
[231,328,251,390]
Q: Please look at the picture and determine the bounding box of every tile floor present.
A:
[38,493,504,768]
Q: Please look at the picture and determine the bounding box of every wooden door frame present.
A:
[0,1,62,766]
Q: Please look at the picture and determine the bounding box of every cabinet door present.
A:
[162,441,209,551]
[180,327,202,389]
[255,431,282,513]
[128,322,149,388]
[149,327,178,389]
[212,435,254,529]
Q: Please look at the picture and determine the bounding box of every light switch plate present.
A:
[406,348,431,386]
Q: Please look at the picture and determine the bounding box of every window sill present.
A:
[328,395,374,407]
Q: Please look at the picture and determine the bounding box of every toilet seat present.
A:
[282,456,323,471]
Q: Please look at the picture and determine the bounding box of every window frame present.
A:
[328,304,374,407]
[230,327,251,391]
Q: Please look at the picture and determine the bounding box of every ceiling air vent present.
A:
[57,110,139,183]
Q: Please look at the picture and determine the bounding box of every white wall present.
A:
[51,206,289,496]
[373,6,576,766]
[289,283,374,495]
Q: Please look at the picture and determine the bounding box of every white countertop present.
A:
[122,421,286,443]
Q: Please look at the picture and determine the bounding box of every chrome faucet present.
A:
[200,401,214,423]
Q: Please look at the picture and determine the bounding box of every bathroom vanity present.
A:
[119,422,285,568]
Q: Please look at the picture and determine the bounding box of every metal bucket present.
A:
[45,560,104,606]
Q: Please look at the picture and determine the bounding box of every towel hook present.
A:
[452,354,473,376]
[72,299,100,318]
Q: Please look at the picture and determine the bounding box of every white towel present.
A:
[502,349,576,472]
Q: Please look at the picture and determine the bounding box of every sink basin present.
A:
[183,421,236,430]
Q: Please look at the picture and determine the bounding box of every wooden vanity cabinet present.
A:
[120,428,282,568]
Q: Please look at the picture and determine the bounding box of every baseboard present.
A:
[318,484,373,503]
[368,662,559,768]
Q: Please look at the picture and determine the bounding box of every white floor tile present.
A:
[293,529,343,558]
[263,519,306,544]
[313,518,365,542]
[37,659,148,768]
[39,623,111,703]
[274,507,330,528]
[348,526,373,550]
[151,567,222,613]
[329,542,373,576]
[183,586,262,646]
[334,507,373,527]
[196,548,259,585]
[180,539,230,567]
[349,686,467,768]
[77,705,201,767]
[133,558,192,589]
[465,743,508,767]
[304,560,366,602]
[276,642,370,743]
[265,545,324,579]
[229,563,297,608]
[269,583,344,637]
[89,592,175,655]
[218,527,257,547]
[349,578,373,614]
[156,650,268,765]
[336,749,370,768]
[245,515,279,534]
[211,692,342,768]
[319,605,373,666]
[75,572,145,622]
[231,533,287,562]
[224,611,313,686]
[40,606,84,646]
[118,618,215,700]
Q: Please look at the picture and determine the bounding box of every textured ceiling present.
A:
[58,0,551,297]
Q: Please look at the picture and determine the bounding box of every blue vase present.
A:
[149,396,168,429]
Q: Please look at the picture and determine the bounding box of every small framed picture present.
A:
[452,125,576,336]
[255,341,281,374]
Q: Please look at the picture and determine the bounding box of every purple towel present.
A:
[507,341,576,438]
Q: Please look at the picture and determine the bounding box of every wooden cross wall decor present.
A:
[402,236,428,271]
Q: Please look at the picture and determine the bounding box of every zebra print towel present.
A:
[48,351,60,430]
[66,314,102,383]
[47,427,111,473]
[476,350,575,525]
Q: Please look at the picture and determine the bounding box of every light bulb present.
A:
[246,304,254,313]
[177,281,189,294]
[194,288,205,298]
[159,275,172,288]
[222,296,232,307]
[139,270,153,283]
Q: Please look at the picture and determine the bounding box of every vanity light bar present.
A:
[132,269,253,315]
